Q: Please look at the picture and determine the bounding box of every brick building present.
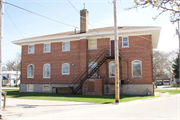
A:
[12,9,161,95]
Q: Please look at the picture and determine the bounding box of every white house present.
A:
[2,71,21,86]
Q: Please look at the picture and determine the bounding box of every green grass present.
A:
[3,89,154,104]
[155,89,180,95]
[172,85,180,87]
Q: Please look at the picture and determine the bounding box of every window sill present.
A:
[27,53,34,54]
[88,48,98,50]
[109,76,115,78]
[62,74,70,75]
[132,76,143,78]
[43,51,51,53]
[121,46,129,48]
[62,50,70,52]
[43,77,51,79]
[27,77,34,79]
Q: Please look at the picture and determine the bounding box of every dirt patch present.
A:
[154,92,170,97]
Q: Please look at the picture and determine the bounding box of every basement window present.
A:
[27,84,33,92]
[43,84,50,92]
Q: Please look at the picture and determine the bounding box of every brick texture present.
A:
[21,35,153,94]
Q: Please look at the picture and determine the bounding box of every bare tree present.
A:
[129,0,180,23]
[153,50,177,87]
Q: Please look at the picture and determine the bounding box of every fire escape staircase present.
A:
[69,49,129,94]
[69,49,110,94]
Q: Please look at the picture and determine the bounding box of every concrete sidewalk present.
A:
[155,85,180,90]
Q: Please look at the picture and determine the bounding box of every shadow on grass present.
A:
[3,89,153,104]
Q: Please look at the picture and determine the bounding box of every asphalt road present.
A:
[2,94,180,120]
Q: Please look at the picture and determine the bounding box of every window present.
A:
[122,37,129,47]
[132,60,142,77]
[43,64,50,78]
[62,63,70,75]
[43,84,50,92]
[62,42,70,51]
[27,64,34,78]
[28,45,35,53]
[109,61,115,77]
[27,84,33,91]
[89,62,97,77]
[44,44,51,52]
[88,39,97,49]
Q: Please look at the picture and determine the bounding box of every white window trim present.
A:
[43,64,51,78]
[43,84,50,92]
[88,39,97,50]
[27,64,34,79]
[122,37,129,48]
[109,61,115,78]
[62,42,70,51]
[44,43,51,53]
[62,63,70,75]
[27,84,33,92]
[132,60,142,78]
[28,45,35,54]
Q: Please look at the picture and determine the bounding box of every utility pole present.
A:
[113,0,120,103]
[0,0,4,118]
[178,20,180,89]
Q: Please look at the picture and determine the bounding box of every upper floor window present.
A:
[43,64,50,78]
[88,39,97,49]
[62,63,70,75]
[27,64,34,78]
[28,45,34,53]
[89,62,97,77]
[62,42,70,51]
[122,37,129,47]
[44,44,51,52]
[132,60,142,78]
[109,61,115,77]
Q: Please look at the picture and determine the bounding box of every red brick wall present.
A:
[21,35,153,86]
[82,78,104,95]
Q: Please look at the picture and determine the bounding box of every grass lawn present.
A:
[3,89,154,104]
[155,89,180,95]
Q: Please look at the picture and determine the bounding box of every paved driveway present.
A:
[2,94,180,120]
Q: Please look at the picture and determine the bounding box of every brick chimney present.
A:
[80,9,89,33]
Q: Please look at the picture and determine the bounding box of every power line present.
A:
[5,9,24,39]
[27,0,109,27]
[4,2,79,29]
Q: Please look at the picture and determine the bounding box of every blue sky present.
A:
[2,0,179,63]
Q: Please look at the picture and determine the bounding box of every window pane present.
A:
[63,42,70,51]
[109,61,115,77]
[44,64,50,78]
[27,84,33,91]
[29,45,34,53]
[133,61,142,77]
[89,62,97,76]
[44,44,50,52]
[28,65,34,78]
[44,85,50,92]
[62,64,69,74]
[123,37,128,47]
